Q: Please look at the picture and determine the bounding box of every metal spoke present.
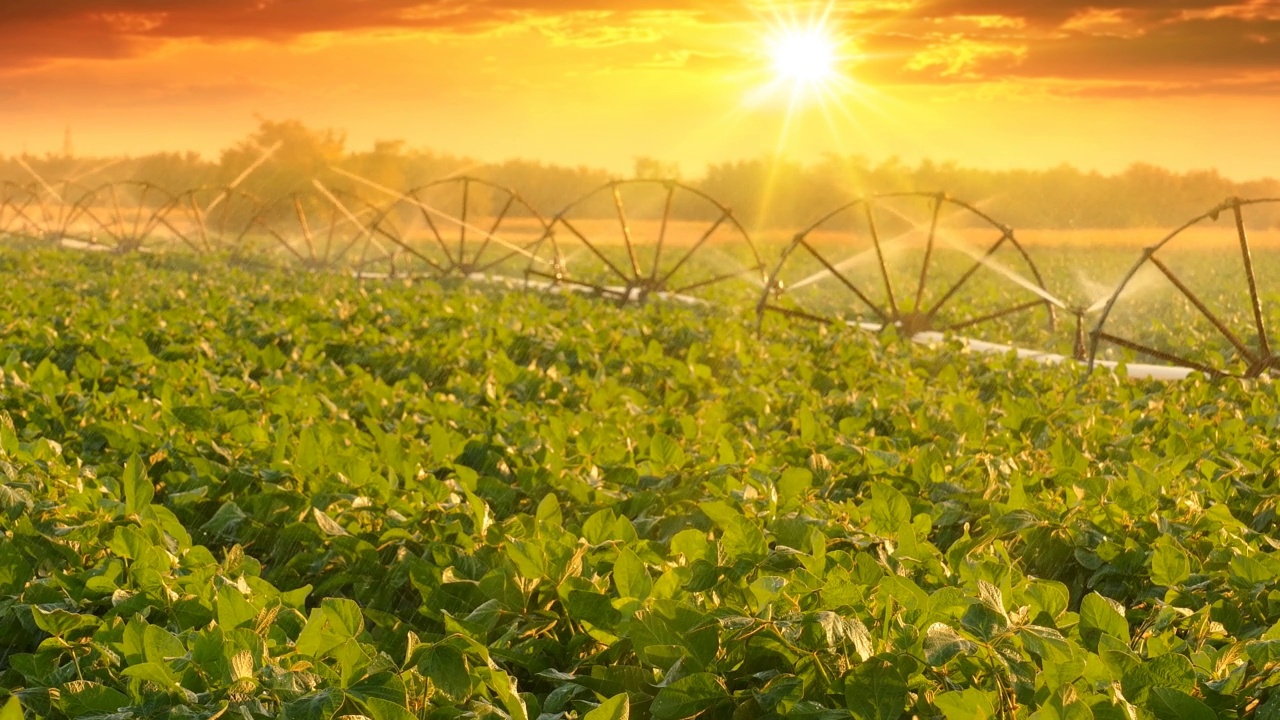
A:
[184,193,212,251]
[612,185,643,280]
[132,186,151,241]
[762,304,835,326]
[798,238,890,322]
[1148,254,1258,365]
[939,299,1047,334]
[863,202,899,317]
[924,232,1011,319]
[459,179,470,264]
[525,269,622,299]
[136,198,167,246]
[470,247,528,276]
[525,180,759,303]
[1095,332,1225,377]
[670,267,758,295]
[293,198,318,263]
[414,198,454,269]
[651,183,676,282]
[655,210,730,289]
[371,223,447,274]
[558,216,631,283]
[914,194,943,313]
[109,185,127,241]
[156,204,204,254]
[261,222,309,264]
[469,193,516,269]
[312,185,377,267]
[1233,200,1272,359]
[322,206,339,264]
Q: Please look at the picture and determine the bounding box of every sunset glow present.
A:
[0,2,1277,180]
[769,24,840,89]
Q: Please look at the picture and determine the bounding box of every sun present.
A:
[769,26,840,88]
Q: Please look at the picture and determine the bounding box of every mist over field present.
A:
[5,120,1280,233]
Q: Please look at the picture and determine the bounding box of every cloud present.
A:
[905,0,1249,26]
[0,1,741,70]
[844,1,1280,91]
[4,0,1280,96]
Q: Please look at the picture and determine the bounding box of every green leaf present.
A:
[614,548,652,600]
[347,671,408,706]
[808,611,872,661]
[143,624,186,664]
[651,673,727,720]
[583,509,619,545]
[506,537,547,580]
[585,693,631,720]
[312,507,350,537]
[282,689,345,720]
[1023,580,1070,620]
[1079,593,1129,650]
[200,501,248,537]
[1149,536,1191,587]
[1018,625,1073,663]
[216,584,259,630]
[1147,688,1215,720]
[419,644,470,700]
[650,433,686,470]
[866,482,911,534]
[0,697,20,720]
[478,668,528,720]
[32,607,101,638]
[363,697,418,720]
[700,501,767,564]
[923,623,977,666]
[777,468,813,506]
[1120,653,1195,707]
[536,493,563,530]
[935,688,997,720]
[173,405,214,430]
[58,681,132,717]
[296,598,365,658]
[122,661,181,688]
[566,590,623,628]
[122,453,153,514]
[845,656,908,720]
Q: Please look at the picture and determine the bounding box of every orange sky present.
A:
[3,1,1280,179]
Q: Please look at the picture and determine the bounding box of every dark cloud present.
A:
[3,0,1280,95]
[906,0,1255,26]
[0,0,740,69]
[841,1,1280,92]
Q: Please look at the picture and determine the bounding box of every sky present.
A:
[2,0,1280,179]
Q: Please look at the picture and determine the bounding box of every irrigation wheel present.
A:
[0,182,40,240]
[369,177,549,280]
[164,186,264,256]
[5,180,95,247]
[757,192,1057,343]
[249,187,391,274]
[527,179,766,304]
[1089,197,1280,379]
[68,181,182,253]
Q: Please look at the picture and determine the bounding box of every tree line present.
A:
[2,119,1277,231]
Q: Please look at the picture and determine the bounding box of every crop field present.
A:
[1,234,1280,720]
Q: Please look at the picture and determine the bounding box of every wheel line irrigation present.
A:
[2,160,1275,383]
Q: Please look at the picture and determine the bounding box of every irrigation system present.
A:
[1,156,1276,382]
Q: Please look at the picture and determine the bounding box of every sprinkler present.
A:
[526,179,765,305]
[1089,197,1280,379]
[757,191,1059,343]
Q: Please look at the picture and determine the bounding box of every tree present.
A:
[633,156,680,181]
[218,118,347,198]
